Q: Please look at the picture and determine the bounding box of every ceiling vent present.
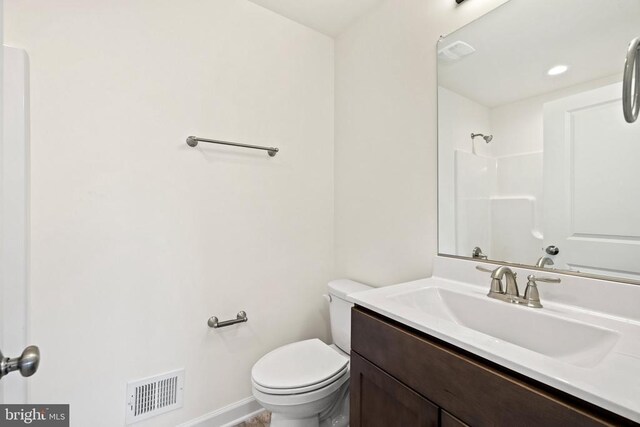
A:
[126,369,184,424]
[438,41,476,63]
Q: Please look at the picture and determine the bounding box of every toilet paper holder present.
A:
[207,311,248,329]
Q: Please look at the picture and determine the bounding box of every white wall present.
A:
[5,1,334,426]
[334,0,510,286]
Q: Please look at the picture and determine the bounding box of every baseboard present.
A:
[177,397,264,427]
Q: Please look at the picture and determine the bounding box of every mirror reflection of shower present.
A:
[471,132,493,155]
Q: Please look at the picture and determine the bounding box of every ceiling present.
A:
[247,0,385,37]
[439,0,640,107]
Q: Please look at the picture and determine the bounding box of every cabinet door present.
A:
[350,352,439,427]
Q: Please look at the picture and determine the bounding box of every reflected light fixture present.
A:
[547,65,569,76]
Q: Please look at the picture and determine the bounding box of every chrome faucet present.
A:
[492,266,520,299]
[477,265,519,301]
[535,256,554,268]
[476,265,560,308]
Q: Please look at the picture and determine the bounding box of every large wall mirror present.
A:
[438,0,640,284]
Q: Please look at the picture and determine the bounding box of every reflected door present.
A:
[544,82,640,280]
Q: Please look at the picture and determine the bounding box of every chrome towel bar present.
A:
[623,37,640,123]
[207,311,248,329]
[187,136,279,157]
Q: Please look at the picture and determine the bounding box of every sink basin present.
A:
[388,287,620,368]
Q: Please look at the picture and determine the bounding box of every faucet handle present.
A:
[522,274,561,309]
[528,274,561,284]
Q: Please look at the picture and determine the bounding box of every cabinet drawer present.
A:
[352,307,633,427]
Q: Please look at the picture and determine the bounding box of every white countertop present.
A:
[347,256,640,422]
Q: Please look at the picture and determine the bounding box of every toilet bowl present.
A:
[251,280,371,427]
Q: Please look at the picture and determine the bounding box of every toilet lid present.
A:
[252,339,349,391]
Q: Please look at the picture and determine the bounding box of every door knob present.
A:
[545,245,560,255]
[0,346,40,380]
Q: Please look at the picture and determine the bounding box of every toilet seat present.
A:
[253,364,349,395]
[251,339,349,395]
[252,369,349,407]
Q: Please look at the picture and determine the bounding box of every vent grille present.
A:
[126,369,184,424]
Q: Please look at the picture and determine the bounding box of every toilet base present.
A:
[266,382,349,427]
[271,412,319,427]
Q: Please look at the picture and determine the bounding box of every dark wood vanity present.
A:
[350,306,638,427]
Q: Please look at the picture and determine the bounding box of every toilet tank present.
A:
[327,279,372,354]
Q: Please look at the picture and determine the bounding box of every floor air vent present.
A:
[126,369,184,424]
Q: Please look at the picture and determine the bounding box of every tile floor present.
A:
[232,410,271,427]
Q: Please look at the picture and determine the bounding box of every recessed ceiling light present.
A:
[547,65,569,76]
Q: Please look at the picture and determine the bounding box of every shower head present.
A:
[471,133,493,143]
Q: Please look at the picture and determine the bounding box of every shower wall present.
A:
[438,86,492,257]
[439,86,542,262]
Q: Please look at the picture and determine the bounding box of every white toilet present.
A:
[251,279,371,427]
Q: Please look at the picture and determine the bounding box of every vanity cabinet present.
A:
[350,307,637,427]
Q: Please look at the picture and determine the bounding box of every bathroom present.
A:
[1,0,640,426]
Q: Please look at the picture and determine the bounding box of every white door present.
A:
[543,82,640,280]
[1,45,37,403]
